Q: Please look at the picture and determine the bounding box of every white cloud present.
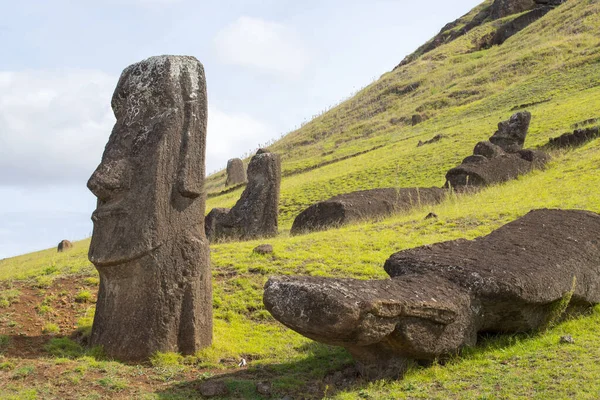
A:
[206,106,276,174]
[214,16,311,78]
[0,69,115,187]
[0,69,275,186]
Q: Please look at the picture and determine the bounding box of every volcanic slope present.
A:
[1,1,600,399]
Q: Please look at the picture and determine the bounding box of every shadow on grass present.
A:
[155,342,357,400]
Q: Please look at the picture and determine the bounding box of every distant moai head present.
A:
[87,56,207,266]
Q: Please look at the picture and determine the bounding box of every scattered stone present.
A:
[291,187,447,235]
[425,212,438,220]
[489,111,531,152]
[559,335,575,344]
[417,134,445,147]
[87,55,212,361]
[57,240,73,252]
[205,149,281,243]
[412,114,424,126]
[256,381,272,396]
[547,127,600,149]
[200,380,229,398]
[225,158,247,187]
[253,244,274,255]
[265,209,600,380]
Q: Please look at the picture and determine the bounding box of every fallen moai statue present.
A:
[489,111,531,152]
[265,209,600,380]
[225,158,247,187]
[291,187,447,235]
[205,149,281,242]
[445,112,550,189]
[87,55,212,360]
[547,126,600,149]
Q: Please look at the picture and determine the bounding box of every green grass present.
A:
[1,0,600,398]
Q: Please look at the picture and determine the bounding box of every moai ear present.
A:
[177,61,207,199]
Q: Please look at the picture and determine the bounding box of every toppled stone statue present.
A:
[291,188,447,235]
[489,111,531,152]
[265,209,600,380]
[205,149,281,242]
[225,158,247,187]
[87,55,212,361]
[57,240,73,252]
[445,112,549,189]
[547,126,600,149]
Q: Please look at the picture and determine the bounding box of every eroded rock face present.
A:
[265,209,600,380]
[87,55,212,361]
[291,188,447,235]
[490,0,537,20]
[489,111,531,152]
[225,158,247,187]
[205,150,281,242]
[57,240,73,252]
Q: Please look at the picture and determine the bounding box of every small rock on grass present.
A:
[256,381,272,396]
[559,335,575,344]
[199,380,229,397]
[253,244,274,255]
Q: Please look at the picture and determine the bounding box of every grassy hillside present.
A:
[2,0,600,398]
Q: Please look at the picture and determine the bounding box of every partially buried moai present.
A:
[87,55,212,361]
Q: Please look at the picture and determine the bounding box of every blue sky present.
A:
[0,0,483,258]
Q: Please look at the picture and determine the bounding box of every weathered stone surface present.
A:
[473,141,505,159]
[225,158,247,187]
[204,208,230,242]
[548,126,600,149]
[291,188,447,235]
[265,209,600,380]
[489,111,531,152]
[253,244,274,255]
[87,55,212,361]
[461,155,488,164]
[490,0,537,20]
[205,150,281,242]
[445,153,535,189]
[57,240,73,252]
[516,149,551,167]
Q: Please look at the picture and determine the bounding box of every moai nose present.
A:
[87,159,131,202]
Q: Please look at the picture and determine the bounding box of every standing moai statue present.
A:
[86,55,212,361]
[225,158,247,187]
[205,149,281,242]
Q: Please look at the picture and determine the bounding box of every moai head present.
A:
[87,56,207,266]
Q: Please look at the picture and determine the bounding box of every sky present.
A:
[0,0,483,259]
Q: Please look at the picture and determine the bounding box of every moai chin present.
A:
[87,55,212,361]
